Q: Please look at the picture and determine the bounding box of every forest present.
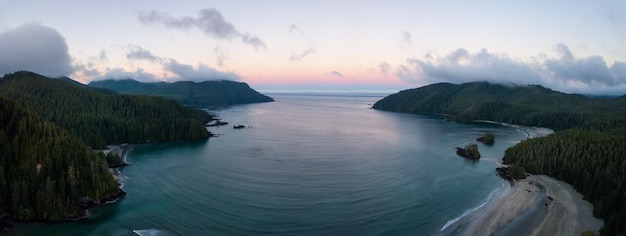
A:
[374,81,626,235]
[0,96,120,222]
[0,71,213,148]
[0,71,221,228]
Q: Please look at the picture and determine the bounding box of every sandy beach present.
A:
[441,175,603,235]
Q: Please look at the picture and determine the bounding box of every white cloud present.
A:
[0,23,73,77]
[165,59,239,82]
[396,44,626,95]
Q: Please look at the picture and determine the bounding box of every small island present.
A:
[477,132,495,145]
[456,143,481,160]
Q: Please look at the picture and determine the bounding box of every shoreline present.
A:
[439,121,601,235]
[440,175,603,235]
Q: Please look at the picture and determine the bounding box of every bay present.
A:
[11,94,528,235]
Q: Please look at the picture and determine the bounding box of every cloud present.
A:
[396,44,626,95]
[126,44,162,62]
[165,59,239,82]
[0,23,73,77]
[401,31,412,48]
[290,47,316,61]
[139,8,266,49]
[379,62,391,75]
[213,46,228,66]
[99,50,108,61]
[288,24,305,36]
[99,67,159,82]
[330,70,343,78]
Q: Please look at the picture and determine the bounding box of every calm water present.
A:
[13,94,528,235]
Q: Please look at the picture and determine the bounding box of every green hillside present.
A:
[0,71,212,148]
[88,78,273,107]
[373,82,626,235]
[57,76,118,95]
[0,96,121,222]
[373,82,626,131]
[88,78,166,94]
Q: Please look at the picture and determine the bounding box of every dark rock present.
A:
[496,167,514,182]
[206,120,229,127]
[456,144,481,160]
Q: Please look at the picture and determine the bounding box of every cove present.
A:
[10,94,529,235]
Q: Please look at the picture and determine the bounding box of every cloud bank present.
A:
[396,44,626,95]
[139,8,266,49]
[166,60,239,82]
[82,45,240,82]
[0,23,73,77]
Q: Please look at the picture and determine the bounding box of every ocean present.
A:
[11,94,529,235]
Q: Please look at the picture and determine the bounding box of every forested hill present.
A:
[88,78,274,107]
[0,96,121,222]
[56,76,117,95]
[373,82,626,131]
[0,71,212,148]
[373,81,626,235]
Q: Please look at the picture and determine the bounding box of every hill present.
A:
[0,96,121,223]
[0,71,213,148]
[373,81,626,235]
[373,82,626,131]
[88,78,166,94]
[88,78,273,107]
[57,76,118,95]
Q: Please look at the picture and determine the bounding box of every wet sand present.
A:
[442,175,603,235]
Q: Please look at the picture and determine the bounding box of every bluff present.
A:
[89,78,273,107]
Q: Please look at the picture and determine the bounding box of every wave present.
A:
[440,183,509,231]
[133,229,168,236]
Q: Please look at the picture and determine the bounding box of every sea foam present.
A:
[440,183,509,231]
[133,229,167,236]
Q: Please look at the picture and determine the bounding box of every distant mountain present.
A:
[0,71,212,148]
[88,78,273,107]
[373,82,626,131]
[88,78,166,94]
[56,76,118,94]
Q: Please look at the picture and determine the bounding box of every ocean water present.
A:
[11,94,528,235]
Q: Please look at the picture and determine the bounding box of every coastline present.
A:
[439,123,602,236]
[441,175,602,235]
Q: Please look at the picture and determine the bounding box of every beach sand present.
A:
[442,175,603,235]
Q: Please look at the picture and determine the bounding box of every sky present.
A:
[1,0,625,95]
